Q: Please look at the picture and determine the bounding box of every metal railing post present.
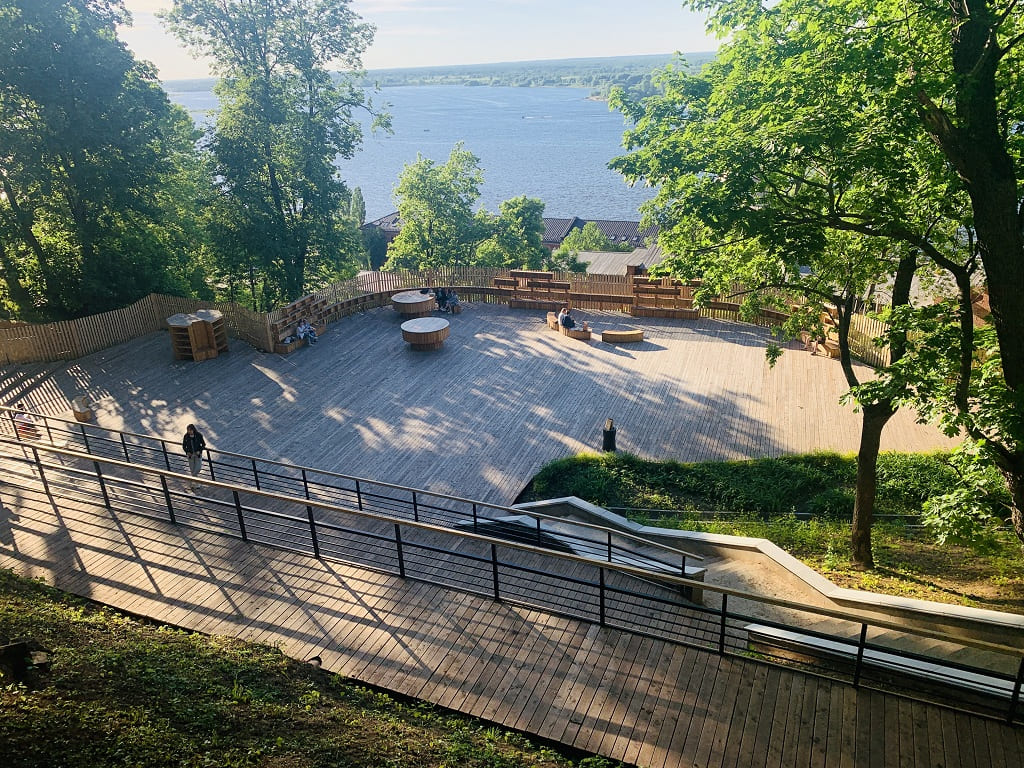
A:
[536,516,542,545]
[395,524,405,579]
[355,479,363,510]
[491,543,500,601]
[161,442,171,470]
[79,424,90,452]
[251,458,260,490]
[233,490,246,540]
[43,417,54,445]
[120,433,130,462]
[607,531,613,562]
[412,490,419,522]
[718,594,728,655]
[472,503,479,533]
[32,447,53,500]
[300,469,319,558]
[853,624,869,688]
[159,475,176,525]
[206,452,216,481]
[93,461,111,510]
[1007,657,1024,724]
[599,567,607,626]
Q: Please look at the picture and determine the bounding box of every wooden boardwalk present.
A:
[0,468,1020,768]
[0,303,953,506]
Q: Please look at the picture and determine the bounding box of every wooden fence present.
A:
[1,269,893,366]
[0,295,267,365]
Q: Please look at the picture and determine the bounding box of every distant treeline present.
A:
[164,53,718,100]
[361,53,717,98]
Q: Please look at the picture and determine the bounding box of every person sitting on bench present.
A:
[296,317,318,345]
[557,306,576,329]
[434,286,450,312]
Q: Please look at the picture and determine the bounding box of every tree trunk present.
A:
[1000,459,1024,547]
[851,402,895,569]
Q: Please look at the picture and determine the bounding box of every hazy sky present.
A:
[119,0,720,80]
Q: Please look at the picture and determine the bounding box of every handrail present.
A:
[0,406,704,567]
[0,436,1018,654]
[1,435,1021,723]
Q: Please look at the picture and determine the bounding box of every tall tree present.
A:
[475,196,547,269]
[0,0,204,318]
[610,1,986,565]
[618,0,1024,547]
[384,143,487,270]
[349,186,366,226]
[164,0,378,308]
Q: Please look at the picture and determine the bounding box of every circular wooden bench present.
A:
[392,289,437,318]
[601,329,644,343]
[401,317,450,350]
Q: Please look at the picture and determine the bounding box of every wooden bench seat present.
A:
[601,329,644,343]
[545,311,591,340]
[273,320,325,354]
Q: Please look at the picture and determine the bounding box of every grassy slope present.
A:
[518,452,1024,614]
[0,570,619,768]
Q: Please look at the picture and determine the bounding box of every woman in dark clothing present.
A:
[182,424,206,482]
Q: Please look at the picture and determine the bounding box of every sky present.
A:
[119,0,721,81]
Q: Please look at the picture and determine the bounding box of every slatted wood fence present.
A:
[1,269,894,366]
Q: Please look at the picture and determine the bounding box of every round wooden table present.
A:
[401,317,450,350]
[391,290,437,318]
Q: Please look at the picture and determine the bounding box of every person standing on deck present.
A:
[181,424,206,488]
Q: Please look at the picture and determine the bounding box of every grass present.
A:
[517,451,1024,614]
[0,570,621,768]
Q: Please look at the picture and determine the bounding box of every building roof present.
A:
[364,212,659,251]
[541,217,580,245]
[584,219,658,249]
[579,243,668,275]
[363,211,402,233]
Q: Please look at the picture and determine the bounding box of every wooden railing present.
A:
[0,269,892,365]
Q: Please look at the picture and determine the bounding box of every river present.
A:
[164,83,658,223]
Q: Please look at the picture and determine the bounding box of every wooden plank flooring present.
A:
[1,304,953,506]
[1,473,1019,768]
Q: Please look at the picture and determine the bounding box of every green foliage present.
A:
[164,0,378,308]
[0,569,601,768]
[475,196,547,269]
[524,450,1005,523]
[384,143,488,270]
[0,0,209,319]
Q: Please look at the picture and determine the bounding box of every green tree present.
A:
[349,186,366,226]
[474,196,547,269]
[164,0,378,309]
[561,221,628,253]
[0,0,206,319]
[384,143,487,270]
[609,0,999,564]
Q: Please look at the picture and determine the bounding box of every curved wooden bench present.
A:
[559,326,591,341]
[601,329,644,344]
[546,312,591,340]
[401,317,450,350]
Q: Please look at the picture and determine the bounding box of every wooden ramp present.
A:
[1,474,1020,768]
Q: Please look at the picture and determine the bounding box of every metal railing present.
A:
[0,407,702,578]
[1,434,1021,724]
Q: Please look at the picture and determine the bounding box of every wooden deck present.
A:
[0,303,953,506]
[0,471,1020,768]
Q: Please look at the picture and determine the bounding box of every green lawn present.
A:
[0,570,619,768]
